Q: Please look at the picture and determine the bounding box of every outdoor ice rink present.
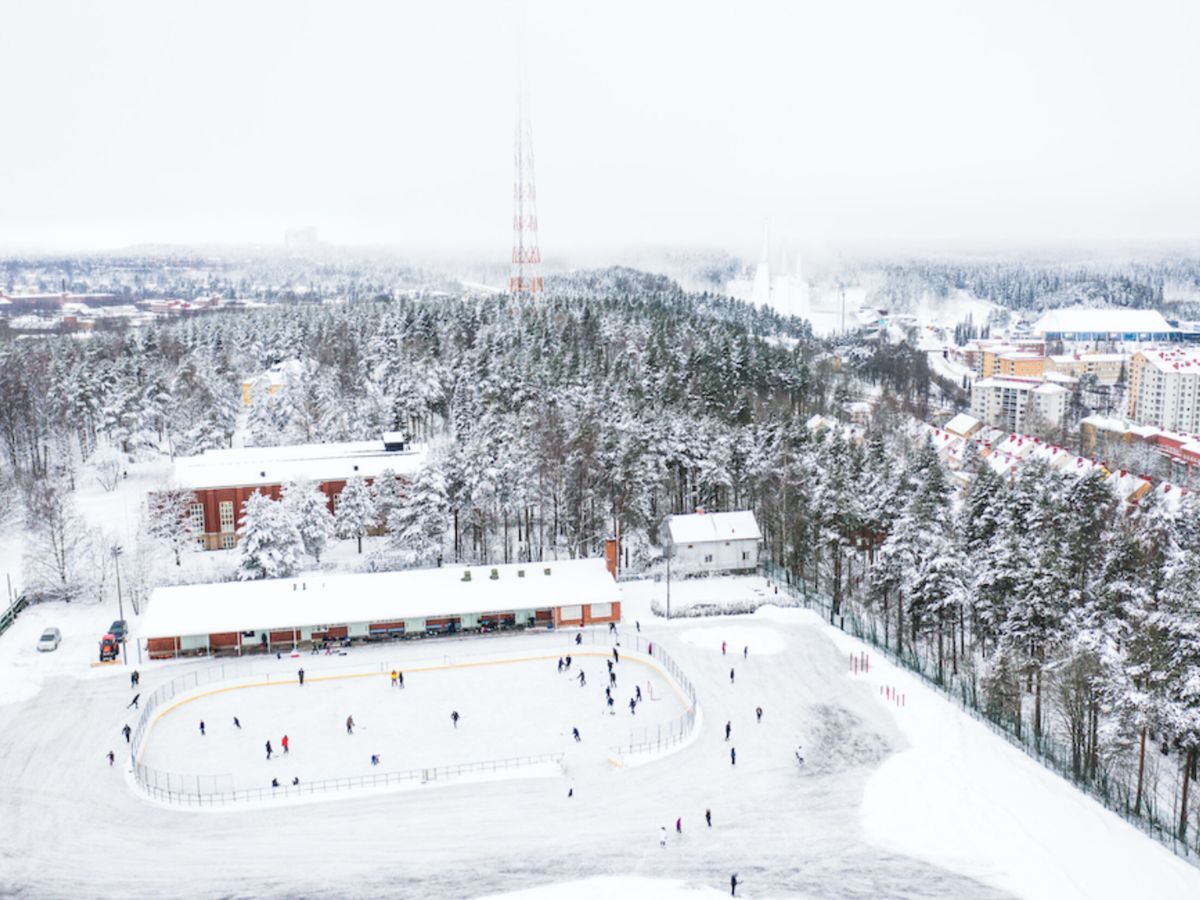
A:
[2,578,1200,898]
[139,643,687,792]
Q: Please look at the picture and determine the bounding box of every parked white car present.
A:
[36,628,61,652]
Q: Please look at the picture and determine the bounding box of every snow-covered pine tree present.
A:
[146,486,198,566]
[335,475,376,554]
[237,490,304,580]
[282,480,335,564]
[387,464,449,566]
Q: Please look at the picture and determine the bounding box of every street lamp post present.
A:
[665,544,671,621]
[112,545,127,666]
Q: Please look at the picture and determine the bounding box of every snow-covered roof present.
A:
[1136,347,1200,374]
[1080,415,1128,433]
[665,511,762,545]
[172,441,426,490]
[1032,382,1067,395]
[140,558,618,639]
[1033,308,1176,335]
[943,413,981,437]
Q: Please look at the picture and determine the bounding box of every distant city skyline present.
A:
[3,0,1200,256]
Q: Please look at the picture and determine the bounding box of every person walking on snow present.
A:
[636,620,640,632]
[199,721,205,736]
[722,641,727,655]
[730,747,736,766]
[705,808,712,827]
[451,710,460,728]
[234,717,242,729]
[122,724,131,743]
[725,721,731,741]
[743,646,748,659]
[107,751,115,766]
[731,873,739,896]
[282,735,289,754]
[635,685,642,702]
[755,706,763,723]
[298,668,305,686]
[346,715,355,734]
[730,668,735,684]
[675,817,682,834]
[266,740,273,760]
[572,727,581,742]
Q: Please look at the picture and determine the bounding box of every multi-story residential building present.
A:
[1047,352,1130,385]
[971,376,1067,434]
[1127,348,1200,432]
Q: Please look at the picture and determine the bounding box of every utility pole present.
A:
[112,545,127,666]
[509,62,543,296]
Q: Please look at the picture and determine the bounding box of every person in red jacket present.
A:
[282,734,290,754]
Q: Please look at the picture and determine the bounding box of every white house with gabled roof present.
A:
[661,510,761,575]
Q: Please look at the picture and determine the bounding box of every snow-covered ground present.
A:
[1,578,1199,898]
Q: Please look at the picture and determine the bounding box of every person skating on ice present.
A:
[451,710,460,728]
[346,715,355,734]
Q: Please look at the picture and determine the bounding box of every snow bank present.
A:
[679,625,787,656]
[481,875,729,899]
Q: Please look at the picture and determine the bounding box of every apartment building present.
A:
[971,376,1067,434]
[1127,348,1200,432]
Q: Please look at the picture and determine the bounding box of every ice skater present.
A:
[122,724,131,743]
[795,746,804,767]
[234,716,242,729]
[565,655,572,669]
[266,740,273,760]
[557,657,564,673]
[605,686,611,700]
[609,621,617,634]
[635,685,642,702]
[575,633,582,645]
[199,721,206,736]
[451,710,460,728]
[722,641,727,655]
[130,670,140,688]
[730,747,736,766]
[731,873,739,896]
[607,696,615,712]
[577,670,586,687]
[390,670,398,687]
[346,715,355,734]
[572,727,581,742]
[606,659,613,673]
[282,734,289,754]
[298,668,305,686]
[743,646,748,659]
[705,808,712,827]
[271,778,279,788]
[609,671,617,687]
[675,817,682,834]
[398,671,404,688]
[371,754,380,766]
[636,620,640,632]
[106,750,115,766]
[629,697,637,715]
[612,647,619,664]
[725,721,731,741]
[755,706,763,723]
[729,668,735,684]
[292,777,299,786]
[127,693,140,710]
[659,827,667,848]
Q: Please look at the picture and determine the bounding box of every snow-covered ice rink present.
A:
[2,578,1200,898]
[140,646,686,792]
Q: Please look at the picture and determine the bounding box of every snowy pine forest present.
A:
[1,265,1199,857]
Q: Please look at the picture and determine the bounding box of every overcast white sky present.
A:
[2,0,1199,257]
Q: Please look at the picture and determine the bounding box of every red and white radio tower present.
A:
[509,73,543,296]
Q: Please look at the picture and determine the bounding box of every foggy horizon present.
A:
[4,0,1200,259]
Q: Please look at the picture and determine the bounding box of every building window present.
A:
[190,503,205,534]
[704,554,713,563]
[219,501,235,533]
[742,551,749,561]
[220,533,236,550]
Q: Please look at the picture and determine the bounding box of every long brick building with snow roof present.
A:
[137,558,621,658]
[174,434,423,550]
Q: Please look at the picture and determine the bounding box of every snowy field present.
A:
[2,579,1200,898]
[139,644,686,794]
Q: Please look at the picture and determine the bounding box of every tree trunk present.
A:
[1135,726,1147,817]
[1180,746,1196,843]
[1034,666,1043,748]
